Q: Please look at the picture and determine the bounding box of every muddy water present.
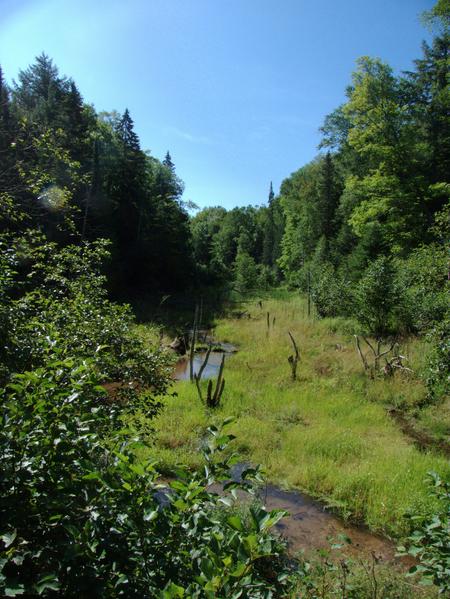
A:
[158,474,408,565]
[203,481,408,565]
[173,345,236,381]
[211,464,410,565]
[261,485,406,563]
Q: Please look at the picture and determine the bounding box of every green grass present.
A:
[144,294,450,538]
[417,396,450,441]
[293,559,439,598]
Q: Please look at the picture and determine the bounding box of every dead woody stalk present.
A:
[194,352,226,409]
[354,335,413,378]
[288,331,300,381]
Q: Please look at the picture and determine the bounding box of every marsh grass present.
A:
[146,294,449,537]
[293,556,440,598]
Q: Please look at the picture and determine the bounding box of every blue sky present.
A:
[0,0,434,209]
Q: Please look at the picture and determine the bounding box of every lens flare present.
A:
[37,185,68,211]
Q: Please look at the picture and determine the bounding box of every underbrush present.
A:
[0,238,298,597]
[293,553,439,598]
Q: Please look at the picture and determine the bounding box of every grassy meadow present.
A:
[141,293,449,539]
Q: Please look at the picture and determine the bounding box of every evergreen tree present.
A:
[62,80,93,163]
[0,66,12,164]
[116,108,140,151]
[0,65,19,229]
[404,33,450,187]
[0,66,10,129]
[163,150,175,173]
[262,182,275,267]
[13,53,67,128]
[317,152,342,241]
[110,108,146,280]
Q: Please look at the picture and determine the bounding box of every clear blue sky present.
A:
[0,0,434,209]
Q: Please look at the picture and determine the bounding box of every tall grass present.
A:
[147,294,450,537]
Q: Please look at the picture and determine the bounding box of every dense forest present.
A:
[0,1,448,596]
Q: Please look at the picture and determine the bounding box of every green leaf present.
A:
[230,562,247,578]
[160,582,185,598]
[144,509,158,522]
[1,530,17,549]
[35,574,60,595]
[227,516,244,531]
[5,582,25,597]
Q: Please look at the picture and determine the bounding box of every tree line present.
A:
[2,16,447,307]
[0,7,448,354]
[0,54,192,294]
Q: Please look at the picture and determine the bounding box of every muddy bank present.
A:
[155,476,411,567]
[215,464,408,565]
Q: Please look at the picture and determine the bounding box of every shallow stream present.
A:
[209,463,410,565]
[258,484,407,563]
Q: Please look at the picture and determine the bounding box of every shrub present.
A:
[0,362,294,598]
[310,262,352,318]
[352,256,400,339]
[398,472,450,595]
[395,244,448,334]
[0,235,172,390]
[425,317,450,402]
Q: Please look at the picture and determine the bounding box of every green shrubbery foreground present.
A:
[0,362,291,597]
[0,237,294,597]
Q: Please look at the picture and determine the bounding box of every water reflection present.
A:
[173,351,231,381]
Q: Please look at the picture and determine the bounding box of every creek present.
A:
[207,463,411,565]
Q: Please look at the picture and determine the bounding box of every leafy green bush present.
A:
[398,472,450,595]
[395,244,448,334]
[424,317,450,402]
[0,235,172,390]
[310,262,352,318]
[352,256,400,338]
[0,359,294,598]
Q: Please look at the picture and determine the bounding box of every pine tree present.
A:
[317,152,342,240]
[0,66,10,129]
[116,109,144,244]
[0,64,17,223]
[163,151,175,173]
[116,108,140,151]
[63,80,91,162]
[0,66,12,165]
[407,34,450,184]
[13,53,66,127]
[262,182,275,267]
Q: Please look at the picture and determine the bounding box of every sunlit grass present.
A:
[146,294,449,537]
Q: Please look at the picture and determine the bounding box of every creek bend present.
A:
[207,463,410,565]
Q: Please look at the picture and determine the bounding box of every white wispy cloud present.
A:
[166,127,212,145]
